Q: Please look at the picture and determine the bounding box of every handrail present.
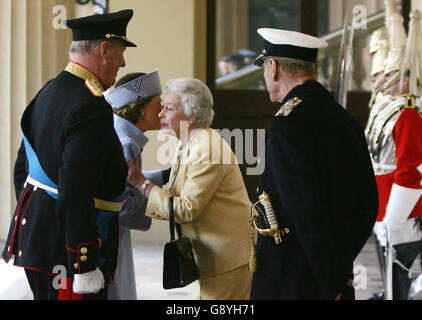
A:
[215,64,262,89]
[321,11,385,42]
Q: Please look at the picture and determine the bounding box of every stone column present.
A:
[0,0,74,240]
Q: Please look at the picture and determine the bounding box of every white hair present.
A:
[265,56,315,77]
[166,78,214,128]
[69,39,118,57]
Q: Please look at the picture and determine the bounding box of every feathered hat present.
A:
[369,0,398,89]
[384,0,400,29]
[400,10,422,95]
[383,13,407,91]
[369,28,389,78]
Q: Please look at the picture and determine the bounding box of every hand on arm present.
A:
[126,157,155,197]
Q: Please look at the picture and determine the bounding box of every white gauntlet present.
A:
[384,184,422,231]
[73,267,104,294]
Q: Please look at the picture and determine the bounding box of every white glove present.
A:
[386,218,422,246]
[373,221,388,246]
[73,267,104,295]
[383,215,405,232]
[384,184,422,231]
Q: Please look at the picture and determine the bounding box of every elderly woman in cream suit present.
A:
[126,77,252,300]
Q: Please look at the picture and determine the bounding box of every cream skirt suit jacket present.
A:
[146,128,252,282]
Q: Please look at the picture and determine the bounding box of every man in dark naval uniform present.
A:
[249,28,379,300]
[1,10,137,300]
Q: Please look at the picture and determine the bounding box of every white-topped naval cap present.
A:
[257,28,328,48]
[255,28,328,67]
[105,69,162,109]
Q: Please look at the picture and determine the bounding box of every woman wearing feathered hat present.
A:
[105,70,168,300]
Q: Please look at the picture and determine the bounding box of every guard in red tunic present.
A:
[365,25,391,300]
[368,11,422,300]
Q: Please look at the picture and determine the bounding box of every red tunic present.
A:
[376,108,422,221]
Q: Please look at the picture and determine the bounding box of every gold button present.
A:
[21,218,26,226]
[80,247,88,254]
[7,246,10,252]
[80,255,87,262]
[74,263,79,269]
[18,250,22,257]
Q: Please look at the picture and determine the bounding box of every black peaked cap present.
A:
[65,9,137,47]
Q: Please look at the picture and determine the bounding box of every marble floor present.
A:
[0,234,410,300]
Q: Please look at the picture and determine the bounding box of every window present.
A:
[214,0,404,94]
[208,0,409,201]
[215,0,303,90]
[317,0,401,94]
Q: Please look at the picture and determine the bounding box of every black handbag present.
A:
[162,197,200,289]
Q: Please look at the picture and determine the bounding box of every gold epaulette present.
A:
[85,78,104,97]
[275,97,302,117]
[65,62,104,98]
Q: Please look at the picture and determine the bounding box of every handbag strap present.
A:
[169,196,182,241]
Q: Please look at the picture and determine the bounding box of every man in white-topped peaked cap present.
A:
[249,28,378,300]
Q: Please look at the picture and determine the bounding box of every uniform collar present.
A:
[279,79,329,107]
[113,114,149,149]
[65,62,105,96]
